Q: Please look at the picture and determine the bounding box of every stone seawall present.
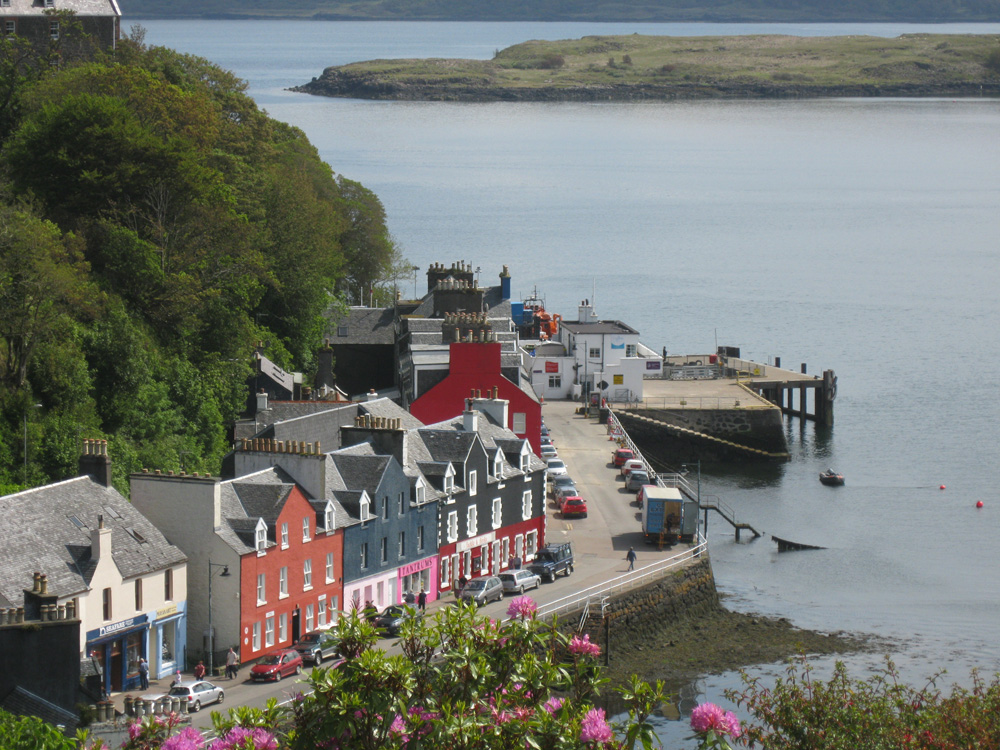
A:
[619,406,787,460]
[559,557,719,658]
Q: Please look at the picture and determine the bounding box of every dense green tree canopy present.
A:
[0,30,400,494]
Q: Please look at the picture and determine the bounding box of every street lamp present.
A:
[207,560,230,677]
[23,403,42,486]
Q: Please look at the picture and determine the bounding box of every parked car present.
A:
[498,569,541,594]
[249,649,303,682]
[529,542,574,582]
[540,435,555,448]
[146,681,224,713]
[621,458,645,478]
[292,629,339,665]
[561,495,588,518]
[626,470,650,492]
[635,484,658,509]
[372,604,424,637]
[540,424,550,437]
[612,448,634,468]
[554,481,580,503]
[540,444,558,459]
[458,575,505,605]
[545,459,568,478]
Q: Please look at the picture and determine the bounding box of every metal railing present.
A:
[536,536,707,623]
[618,395,746,410]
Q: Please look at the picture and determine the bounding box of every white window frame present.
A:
[515,534,524,560]
[415,481,426,504]
[398,530,405,556]
[480,545,489,575]
[417,525,425,552]
[49,20,59,40]
[493,453,503,478]
[325,552,335,583]
[265,615,275,647]
[440,556,451,588]
[492,497,502,529]
[549,374,562,388]
[447,510,458,543]
[360,542,368,569]
[626,344,637,357]
[360,495,370,521]
[255,520,267,554]
[469,470,477,496]
[278,612,287,642]
[303,559,313,590]
[522,490,532,521]
[318,597,327,628]
[382,498,389,520]
[467,505,478,537]
[279,567,288,598]
[256,573,266,605]
[5,20,15,34]
[520,449,529,474]
[324,501,335,531]
[526,530,538,557]
[252,622,261,651]
[380,537,388,564]
[280,522,288,549]
[501,537,510,567]
[302,516,311,542]
[398,492,405,516]
[589,347,601,359]
[305,604,314,632]
[512,412,526,434]
[444,474,454,494]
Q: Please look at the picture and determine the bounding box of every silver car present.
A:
[458,575,504,605]
[164,680,224,712]
[497,569,541,594]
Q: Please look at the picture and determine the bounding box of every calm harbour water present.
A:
[144,20,1000,743]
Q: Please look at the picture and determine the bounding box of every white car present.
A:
[545,459,568,478]
[498,569,542,594]
[540,444,558,459]
[145,681,225,712]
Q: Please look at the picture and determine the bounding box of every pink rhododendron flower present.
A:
[580,707,613,743]
[690,703,741,738]
[208,727,277,750]
[507,596,538,620]
[127,721,143,740]
[162,727,205,750]
[543,697,565,715]
[568,633,601,658]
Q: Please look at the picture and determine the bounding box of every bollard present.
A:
[144,699,155,716]
[124,696,134,717]
[134,699,144,718]
[179,698,189,714]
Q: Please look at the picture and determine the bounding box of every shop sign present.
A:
[87,614,148,642]
[398,557,434,577]
[457,531,496,553]
[155,604,178,620]
[545,361,559,373]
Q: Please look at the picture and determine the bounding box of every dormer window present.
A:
[493,453,503,478]
[255,519,267,553]
[360,493,371,521]
[468,470,477,496]
[324,501,335,531]
[519,449,529,473]
[444,474,454,494]
[414,479,426,504]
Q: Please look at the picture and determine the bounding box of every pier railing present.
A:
[535,536,707,623]
[618,395,745,410]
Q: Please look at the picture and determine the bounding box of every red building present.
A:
[410,342,544,455]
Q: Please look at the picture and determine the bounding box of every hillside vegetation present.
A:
[294,33,1000,101]
[0,27,402,496]
[126,0,1000,22]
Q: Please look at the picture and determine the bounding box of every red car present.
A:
[612,448,634,468]
[249,649,303,682]
[560,495,588,519]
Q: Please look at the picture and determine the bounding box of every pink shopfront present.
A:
[398,554,439,604]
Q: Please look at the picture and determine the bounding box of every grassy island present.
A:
[294,33,1000,101]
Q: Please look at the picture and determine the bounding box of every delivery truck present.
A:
[641,486,684,545]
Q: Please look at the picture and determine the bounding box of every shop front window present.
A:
[160,620,176,671]
[126,631,143,685]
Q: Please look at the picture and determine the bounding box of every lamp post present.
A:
[23,403,42,486]
[207,560,230,678]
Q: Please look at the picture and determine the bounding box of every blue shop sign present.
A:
[87,614,148,642]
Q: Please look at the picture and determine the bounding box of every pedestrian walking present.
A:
[225,647,238,680]
[138,657,149,690]
[194,660,206,680]
[417,588,427,611]
[626,547,637,571]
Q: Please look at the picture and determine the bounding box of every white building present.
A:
[0,441,188,694]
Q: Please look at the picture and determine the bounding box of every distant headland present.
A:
[125,0,1000,23]
[292,34,1000,102]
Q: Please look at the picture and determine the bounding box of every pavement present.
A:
[102,399,693,733]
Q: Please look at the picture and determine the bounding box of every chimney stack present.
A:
[79,439,112,488]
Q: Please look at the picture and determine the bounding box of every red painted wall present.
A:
[411,342,543,454]
[238,486,344,662]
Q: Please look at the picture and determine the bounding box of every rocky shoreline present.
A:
[601,597,885,690]
[293,75,1000,102]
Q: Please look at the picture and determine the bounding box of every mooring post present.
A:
[735,526,741,542]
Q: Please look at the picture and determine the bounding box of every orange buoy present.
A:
[976,500,984,508]
[939,485,946,490]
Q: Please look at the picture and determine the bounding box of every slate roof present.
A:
[358,399,424,429]
[328,454,391,499]
[414,430,478,465]
[326,307,396,345]
[0,477,187,608]
[0,685,78,732]
[0,0,120,16]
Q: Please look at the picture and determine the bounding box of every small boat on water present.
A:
[819,469,845,486]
